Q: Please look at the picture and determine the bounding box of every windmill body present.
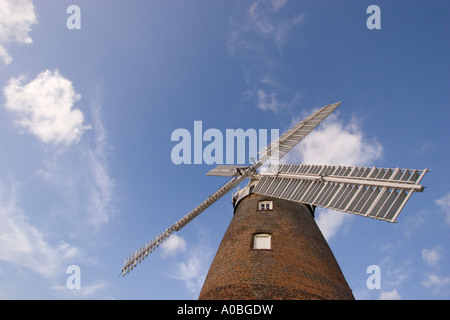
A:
[198,191,355,300]
[122,102,427,300]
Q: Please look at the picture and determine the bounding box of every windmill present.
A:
[121,102,427,299]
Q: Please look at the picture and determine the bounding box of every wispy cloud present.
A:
[84,88,116,229]
[421,274,450,296]
[0,180,81,280]
[0,45,12,65]
[228,0,304,113]
[435,192,450,225]
[421,246,450,296]
[377,256,412,300]
[228,0,304,54]
[3,69,91,145]
[29,81,115,231]
[0,76,115,297]
[165,231,213,297]
[0,0,38,65]
[256,89,282,112]
[422,247,443,268]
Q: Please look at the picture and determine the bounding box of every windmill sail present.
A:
[121,173,249,275]
[122,102,342,275]
[257,101,341,163]
[206,102,342,177]
[254,164,427,222]
[206,165,249,177]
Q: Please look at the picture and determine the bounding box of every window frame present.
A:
[257,200,273,211]
[252,233,272,250]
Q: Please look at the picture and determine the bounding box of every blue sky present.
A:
[0,0,448,300]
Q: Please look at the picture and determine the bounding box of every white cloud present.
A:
[34,85,115,231]
[287,113,383,166]
[0,85,115,297]
[422,247,443,268]
[379,289,402,300]
[3,69,91,145]
[170,245,212,297]
[315,209,351,241]
[285,112,383,240]
[435,193,450,225]
[0,181,80,280]
[256,89,282,112]
[252,88,301,113]
[168,232,213,297]
[0,45,12,65]
[0,0,38,65]
[161,234,187,258]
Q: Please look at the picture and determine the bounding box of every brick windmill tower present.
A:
[121,102,427,300]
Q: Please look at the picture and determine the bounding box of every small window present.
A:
[258,200,273,211]
[253,233,271,250]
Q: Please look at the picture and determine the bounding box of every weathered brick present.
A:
[198,193,355,300]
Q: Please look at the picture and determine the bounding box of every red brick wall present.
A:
[198,193,354,300]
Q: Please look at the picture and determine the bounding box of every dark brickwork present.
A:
[198,193,355,300]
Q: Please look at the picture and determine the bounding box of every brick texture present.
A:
[198,193,355,300]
